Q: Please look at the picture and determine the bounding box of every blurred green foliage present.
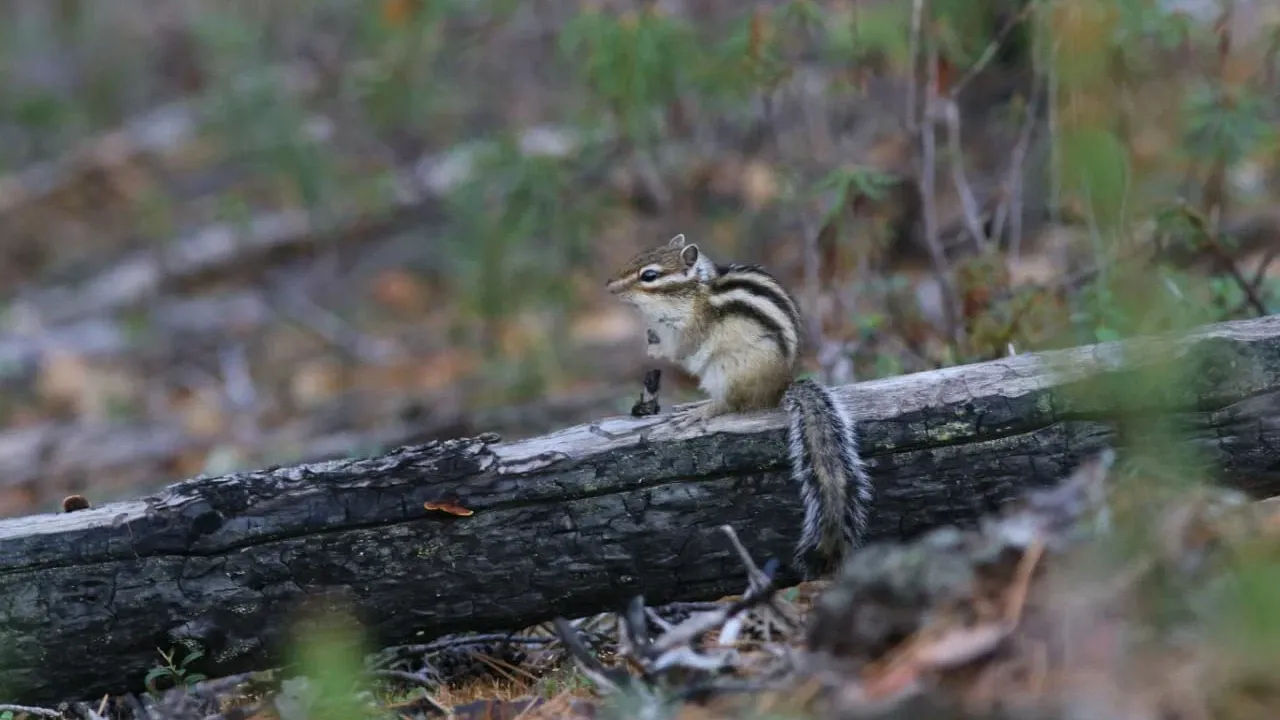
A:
[2,0,1272,368]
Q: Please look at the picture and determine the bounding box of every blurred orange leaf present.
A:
[748,8,768,63]
[382,0,421,26]
[425,501,474,517]
[934,55,955,94]
[371,268,431,314]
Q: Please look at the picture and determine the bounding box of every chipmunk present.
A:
[605,233,873,577]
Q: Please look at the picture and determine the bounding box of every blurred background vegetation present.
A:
[0,0,1278,517]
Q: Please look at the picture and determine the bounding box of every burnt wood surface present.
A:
[4,315,1280,704]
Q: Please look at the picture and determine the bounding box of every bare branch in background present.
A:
[271,284,406,365]
[946,1,1037,100]
[913,15,964,348]
[906,0,925,134]
[996,77,1043,263]
[801,215,824,348]
[943,99,992,252]
[1177,202,1269,316]
[802,212,855,386]
[218,342,261,446]
[1047,36,1063,229]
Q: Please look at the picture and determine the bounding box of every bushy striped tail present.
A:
[781,378,873,577]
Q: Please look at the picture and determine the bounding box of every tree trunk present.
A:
[3,315,1280,704]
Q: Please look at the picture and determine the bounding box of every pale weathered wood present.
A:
[3,315,1280,704]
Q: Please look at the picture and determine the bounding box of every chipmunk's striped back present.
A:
[708,263,802,366]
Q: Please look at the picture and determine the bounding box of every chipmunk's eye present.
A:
[639,269,661,282]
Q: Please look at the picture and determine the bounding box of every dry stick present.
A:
[470,650,541,685]
[1002,540,1046,628]
[718,524,801,632]
[647,574,781,657]
[946,1,1038,100]
[655,601,730,614]
[943,100,991,252]
[368,669,453,715]
[0,704,62,719]
[916,32,964,347]
[1205,237,1268,317]
[938,0,1040,257]
[1232,245,1280,315]
[906,0,925,134]
[1180,203,1269,317]
[1250,246,1280,288]
[719,524,770,591]
[1047,38,1063,230]
[998,78,1044,264]
[550,618,630,696]
[800,215,827,375]
[368,669,440,686]
[73,702,109,720]
[644,607,676,633]
[375,634,556,664]
[271,278,405,365]
[623,597,662,674]
[596,539,788,685]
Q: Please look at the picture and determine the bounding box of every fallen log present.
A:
[4,315,1280,704]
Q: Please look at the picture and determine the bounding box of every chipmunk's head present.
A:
[605,234,716,318]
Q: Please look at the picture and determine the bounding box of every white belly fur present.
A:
[680,316,785,399]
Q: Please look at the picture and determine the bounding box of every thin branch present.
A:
[1178,203,1269,316]
[366,667,450,716]
[550,618,634,696]
[1249,246,1280,288]
[906,0,925,133]
[943,99,991,252]
[947,2,1038,99]
[719,524,770,591]
[800,216,826,369]
[0,704,62,719]
[997,78,1044,263]
[648,571,780,656]
[1047,37,1062,228]
[370,634,557,670]
[915,31,964,347]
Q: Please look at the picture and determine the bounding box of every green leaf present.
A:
[1057,127,1131,230]
[145,666,174,694]
[1095,325,1122,343]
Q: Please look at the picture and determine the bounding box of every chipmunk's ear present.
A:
[668,233,687,249]
[679,243,700,269]
[680,243,716,282]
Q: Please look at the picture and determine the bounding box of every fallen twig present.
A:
[0,704,62,719]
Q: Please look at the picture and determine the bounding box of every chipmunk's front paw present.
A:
[670,404,715,433]
[644,328,664,359]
